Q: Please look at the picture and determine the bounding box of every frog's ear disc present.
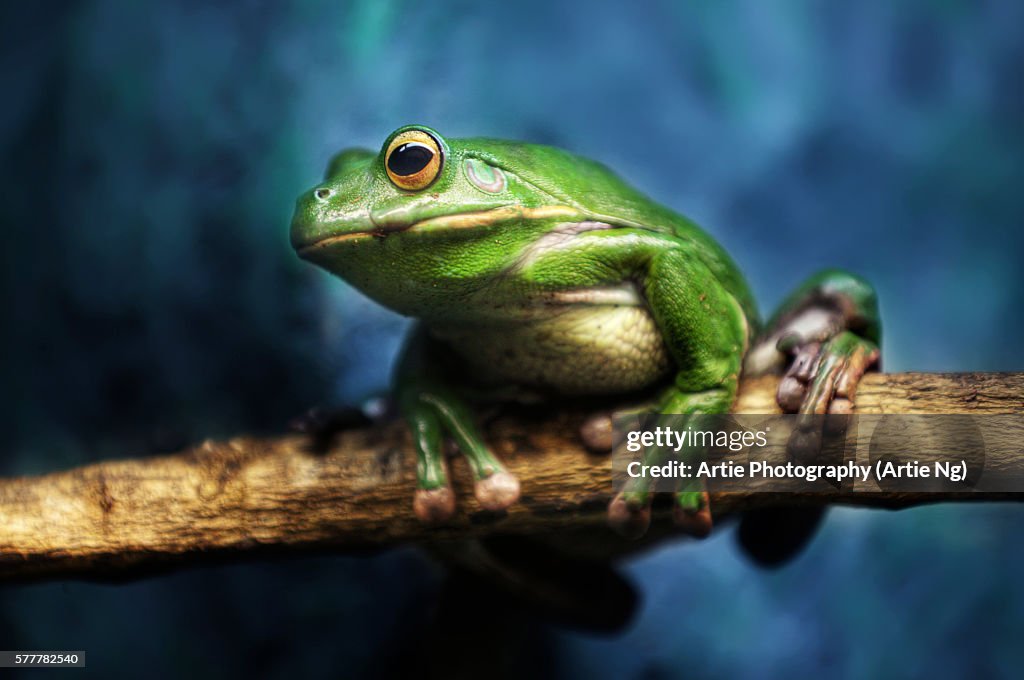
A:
[384,128,444,191]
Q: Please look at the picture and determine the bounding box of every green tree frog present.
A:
[291,125,880,537]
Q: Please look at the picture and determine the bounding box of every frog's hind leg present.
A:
[745,268,880,416]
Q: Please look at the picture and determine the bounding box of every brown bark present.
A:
[0,373,1021,583]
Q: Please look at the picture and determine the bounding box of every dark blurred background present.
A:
[2,1,1023,678]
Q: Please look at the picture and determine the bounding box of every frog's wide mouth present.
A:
[295,204,580,256]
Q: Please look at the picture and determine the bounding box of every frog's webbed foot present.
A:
[774,330,878,463]
[776,330,880,416]
[747,270,881,419]
[748,270,881,465]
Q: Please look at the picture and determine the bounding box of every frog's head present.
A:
[290,125,587,317]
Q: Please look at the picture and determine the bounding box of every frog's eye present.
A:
[385,129,443,191]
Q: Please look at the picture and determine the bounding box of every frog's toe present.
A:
[579,412,615,452]
[775,339,820,412]
[414,486,456,523]
[777,373,809,412]
[607,492,652,539]
[777,331,879,462]
[474,471,521,511]
[828,396,853,416]
[672,490,713,538]
[828,337,878,408]
[776,331,879,415]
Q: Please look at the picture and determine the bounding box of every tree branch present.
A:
[1,373,1021,583]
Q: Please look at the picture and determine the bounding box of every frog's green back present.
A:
[457,137,760,326]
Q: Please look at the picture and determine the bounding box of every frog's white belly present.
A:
[430,288,672,395]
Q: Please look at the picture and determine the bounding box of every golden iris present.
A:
[385,130,443,191]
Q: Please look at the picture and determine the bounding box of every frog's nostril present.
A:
[314,187,332,201]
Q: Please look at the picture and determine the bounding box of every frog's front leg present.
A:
[744,269,881,417]
[396,325,520,522]
[607,247,748,537]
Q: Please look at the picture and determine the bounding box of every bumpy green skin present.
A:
[291,125,880,531]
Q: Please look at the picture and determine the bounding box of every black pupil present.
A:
[388,142,434,176]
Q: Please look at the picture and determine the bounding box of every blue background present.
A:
[2,1,1023,677]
